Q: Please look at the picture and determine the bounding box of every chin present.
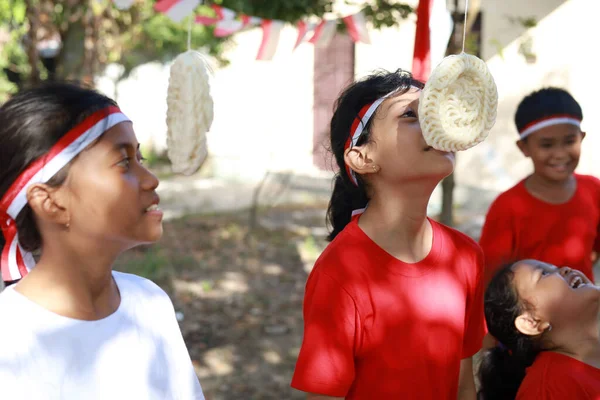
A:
[135,226,164,244]
[542,171,574,183]
[440,157,455,176]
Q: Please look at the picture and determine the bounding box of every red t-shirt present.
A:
[479,174,600,283]
[517,352,600,399]
[290,217,486,399]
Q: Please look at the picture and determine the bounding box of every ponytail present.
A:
[478,342,540,400]
[326,174,369,241]
[477,264,545,400]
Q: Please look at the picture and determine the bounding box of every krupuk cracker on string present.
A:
[419,52,498,152]
[166,50,214,175]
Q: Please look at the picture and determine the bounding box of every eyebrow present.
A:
[385,98,417,115]
[113,142,141,152]
[532,264,546,283]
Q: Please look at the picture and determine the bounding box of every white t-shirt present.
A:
[0,271,205,400]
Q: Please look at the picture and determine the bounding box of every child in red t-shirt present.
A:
[479,88,600,284]
[290,70,486,399]
[478,260,600,399]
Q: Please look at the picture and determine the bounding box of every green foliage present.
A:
[214,0,333,22]
[0,0,28,101]
[361,0,413,29]
[0,0,413,100]
[507,15,537,29]
[113,1,230,78]
[201,0,413,29]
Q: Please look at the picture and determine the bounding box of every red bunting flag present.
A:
[256,20,285,61]
[342,12,370,44]
[154,0,200,23]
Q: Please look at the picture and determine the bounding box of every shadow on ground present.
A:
[115,205,329,400]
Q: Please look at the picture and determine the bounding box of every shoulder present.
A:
[112,271,172,305]
[307,221,379,302]
[576,173,600,184]
[518,352,589,399]
[0,286,32,323]
[435,220,482,256]
[312,220,370,276]
[488,180,529,213]
[0,289,39,368]
[576,174,600,192]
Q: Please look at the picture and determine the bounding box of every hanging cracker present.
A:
[419,52,498,152]
[166,50,214,175]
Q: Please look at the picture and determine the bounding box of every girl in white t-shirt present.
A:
[0,82,205,399]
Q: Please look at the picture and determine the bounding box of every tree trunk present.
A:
[439,0,481,227]
[24,0,41,86]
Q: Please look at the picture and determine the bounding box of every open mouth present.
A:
[569,275,585,289]
[548,162,570,171]
[145,204,160,213]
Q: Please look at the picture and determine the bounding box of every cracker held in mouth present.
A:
[166,50,214,176]
[418,52,498,152]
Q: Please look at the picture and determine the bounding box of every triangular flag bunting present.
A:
[342,12,370,44]
[154,0,200,23]
[294,20,317,50]
[257,20,285,60]
[308,20,337,48]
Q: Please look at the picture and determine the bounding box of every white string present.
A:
[461,0,469,53]
[187,15,193,51]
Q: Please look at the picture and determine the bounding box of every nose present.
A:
[552,146,570,160]
[559,266,571,277]
[140,165,160,191]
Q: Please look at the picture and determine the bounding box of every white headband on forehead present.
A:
[0,106,130,282]
[519,114,581,140]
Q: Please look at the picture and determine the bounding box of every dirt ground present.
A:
[115,205,329,400]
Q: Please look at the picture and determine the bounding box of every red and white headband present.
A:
[519,114,582,140]
[344,91,398,186]
[0,106,130,282]
[343,86,422,185]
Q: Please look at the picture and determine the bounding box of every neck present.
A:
[15,240,122,320]
[527,173,575,190]
[526,173,576,203]
[358,178,437,262]
[553,314,600,367]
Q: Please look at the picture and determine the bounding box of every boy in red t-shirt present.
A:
[290,70,486,399]
[479,88,600,284]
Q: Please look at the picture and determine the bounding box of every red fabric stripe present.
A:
[347,103,373,148]
[344,102,374,184]
[195,15,219,25]
[0,107,120,213]
[212,4,224,19]
[15,245,28,278]
[241,15,252,27]
[308,21,325,44]
[412,0,432,82]
[154,0,180,12]
[257,20,272,60]
[294,21,308,49]
[345,164,355,184]
[519,113,582,133]
[342,16,360,43]
[0,223,16,281]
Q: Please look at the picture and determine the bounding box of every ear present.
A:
[515,311,550,336]
[26,183,70,226]
[580,131,587,141]
[516,139,530,158]
[344,145,379,178]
